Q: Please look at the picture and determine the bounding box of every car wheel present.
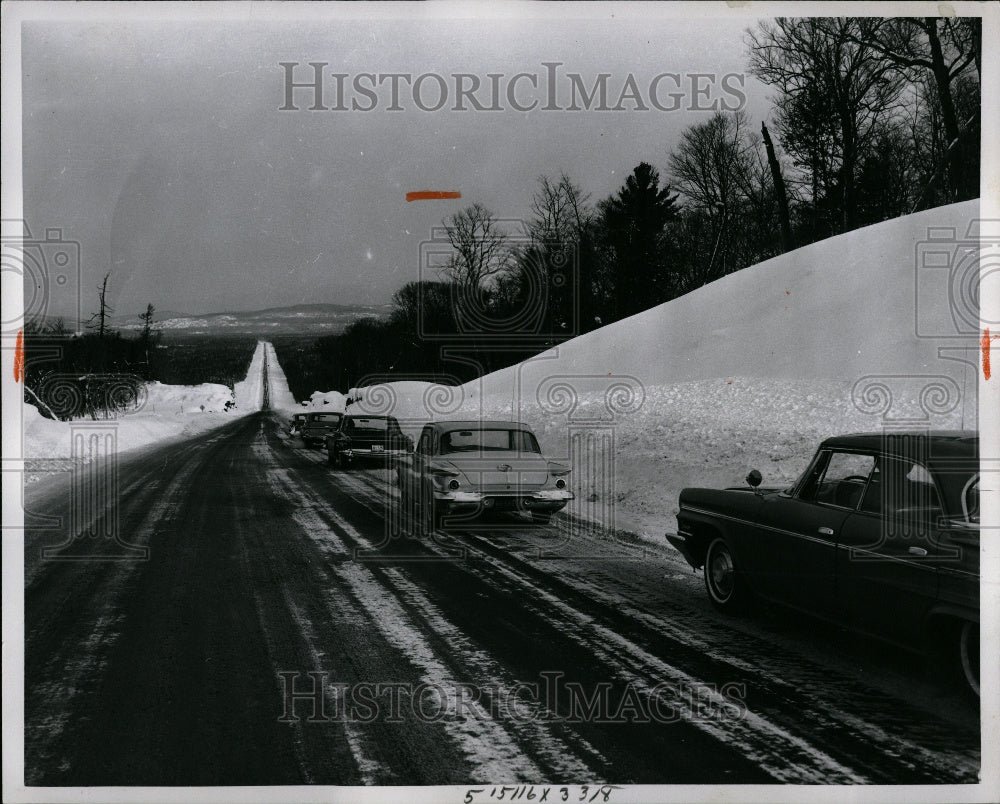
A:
[704,536,748,613]
[336,451,350,470]
[959,620,979,697]
[327,448,336,466]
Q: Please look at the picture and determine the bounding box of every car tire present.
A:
[704,536,749,613]
[959,620,979,697]
[327,448,336,466]
[336,451,350,470]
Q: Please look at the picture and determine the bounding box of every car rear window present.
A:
[313,413,341,422]
[441,429,541,454]
[346,417,389,432]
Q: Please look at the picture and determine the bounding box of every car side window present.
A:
[803,451,875,509]
[862,458,943,519]
[417,428,432,455]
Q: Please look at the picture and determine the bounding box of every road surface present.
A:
[22,357,980,787]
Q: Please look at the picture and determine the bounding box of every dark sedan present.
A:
[668,431,980,695]
[326,414,413,469]
[300,411,343,448]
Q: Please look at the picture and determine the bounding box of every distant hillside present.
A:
[109,302,392,335]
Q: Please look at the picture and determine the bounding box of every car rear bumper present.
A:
[342,448,410,461]
[433,488,574,513]
[666,531,703,569]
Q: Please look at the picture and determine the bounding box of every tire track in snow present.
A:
[323,456,978,783]
[24,439,219,783]
[258,457,547,782]
[271,463,610,778]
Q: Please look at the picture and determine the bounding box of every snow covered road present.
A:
[22,407,980,785]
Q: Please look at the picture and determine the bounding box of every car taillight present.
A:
[555,478,566,489]
[448,479,460,490]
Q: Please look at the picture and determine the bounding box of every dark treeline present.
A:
[308,17,980,392]
[22,293,257,420]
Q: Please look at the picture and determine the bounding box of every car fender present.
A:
[672,507,738,570]
[673,488,766,571]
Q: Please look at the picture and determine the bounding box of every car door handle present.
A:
[818,527,834,536]
[908,546,928,556]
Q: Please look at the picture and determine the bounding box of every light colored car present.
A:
[396,420,573,532]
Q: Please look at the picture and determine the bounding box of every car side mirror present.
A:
[746,469,763,489]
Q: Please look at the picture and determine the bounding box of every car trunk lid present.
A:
[447,452,549,493]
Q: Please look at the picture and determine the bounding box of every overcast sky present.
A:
[22,9,770,321]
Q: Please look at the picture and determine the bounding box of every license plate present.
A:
[371,444,384,452]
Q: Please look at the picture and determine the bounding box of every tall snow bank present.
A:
[449,201,981,538]
[464,200,981,407]
[234,341,265,411]
[301,204,981,539]
[21,400,236,468]
[303,390,347,412]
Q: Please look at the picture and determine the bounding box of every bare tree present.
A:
[852,18,978,151]
[87,271,114,339]
[138,303,156,367]
[441,204,512,290]
[842,17,979,205]
[668,110,753,212]
[527,173,591,248]
[521,173,596,334]
[668,111,780,280]
[761,121,792,252]
[748,18,909,232]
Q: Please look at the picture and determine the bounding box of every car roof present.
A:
[820,430,979,462]
[428,420,534,433]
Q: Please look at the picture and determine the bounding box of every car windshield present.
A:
[440,428,541,454]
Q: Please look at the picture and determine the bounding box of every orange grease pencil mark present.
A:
[406,191,462,202]
[14,329,24,382]
[983,327,1000,380]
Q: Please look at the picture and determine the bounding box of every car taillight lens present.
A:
[555,478,566,489]
[448,479,460,490]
